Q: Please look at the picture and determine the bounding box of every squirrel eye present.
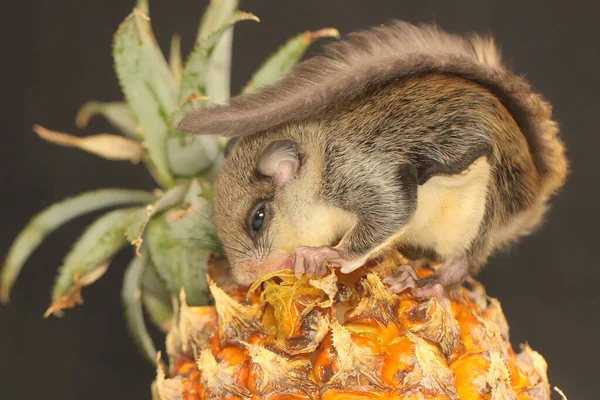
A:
[251,205,266,232]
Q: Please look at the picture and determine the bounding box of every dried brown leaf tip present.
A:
[304,28,341,42]
[34,125,144,163]
[44,261,109,318]
[153,251,559,400]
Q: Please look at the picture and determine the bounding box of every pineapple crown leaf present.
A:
[50,207,136,303]
[123,182,189,250]
[142,289,174,333]
[44,260,111,318]
[124,207,154,255]
[166,10,259,178]
[141,260,174,333]
[176,10,260,119]
[197,0,240,42]
[242,27,340,94]
[0,189,154,303]
[146,217,183,294]
[33,124,145,163]
[142,260,173,302]
[75,101,140,140]
[146,207,215,306]
[554,387,569,400]
[122,246,159,365]
[135,0,149,16]
[112,6,178,188]
[169,34,183,87]
[193,0,240,118]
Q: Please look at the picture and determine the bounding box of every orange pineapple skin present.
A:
[155,253,552,400]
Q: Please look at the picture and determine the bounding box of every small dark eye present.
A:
[251,205,266,232]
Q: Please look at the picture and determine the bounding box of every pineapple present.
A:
[154,251,566,400]
[0,0,338,364]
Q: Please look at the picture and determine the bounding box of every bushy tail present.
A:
[179,21,567,196]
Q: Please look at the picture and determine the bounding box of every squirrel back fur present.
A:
[179,21,567,199]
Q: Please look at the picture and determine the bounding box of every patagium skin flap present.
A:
[178,21,568,292]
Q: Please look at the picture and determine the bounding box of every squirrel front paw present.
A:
[293,245,366,279]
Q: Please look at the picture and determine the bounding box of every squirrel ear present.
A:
[224,137,239,158]
[258,140,300,184]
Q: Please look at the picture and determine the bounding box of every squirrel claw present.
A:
[383,264,449,308]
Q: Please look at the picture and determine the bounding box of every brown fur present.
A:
[182,21,568,285]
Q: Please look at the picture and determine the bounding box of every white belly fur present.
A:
[395,156,491,259]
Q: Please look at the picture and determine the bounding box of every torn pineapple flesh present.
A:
[154,251,553,400]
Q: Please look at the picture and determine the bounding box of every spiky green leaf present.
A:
[146,216,181,294]
[181,255,211,307]
[172,178,221,254]
[172,180,220,305]
[122,246,157,364]
[142,262,173,332]
[166,12,258,177]
[177,11,259,112]
[169,34,183,88]
[75,101,140,140]
[206,28,233,106]
[123,182,190,253]
[197,0,239,42]
[165,133,221,177]
[1,189,155,303]
[50,208,136,302]
[146,189,218,306]
[113,8,177,188]
[197,0,240,106]
[47,207,137,316]
[124,208,152,252]
[242,28,340,94]
[136,0,149,15]
[142,291,174,333]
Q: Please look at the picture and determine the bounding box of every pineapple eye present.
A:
[248,202,268,234]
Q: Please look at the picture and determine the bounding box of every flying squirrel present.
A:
[178,21,568,298]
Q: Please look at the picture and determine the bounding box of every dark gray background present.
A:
[1,1,598,399]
